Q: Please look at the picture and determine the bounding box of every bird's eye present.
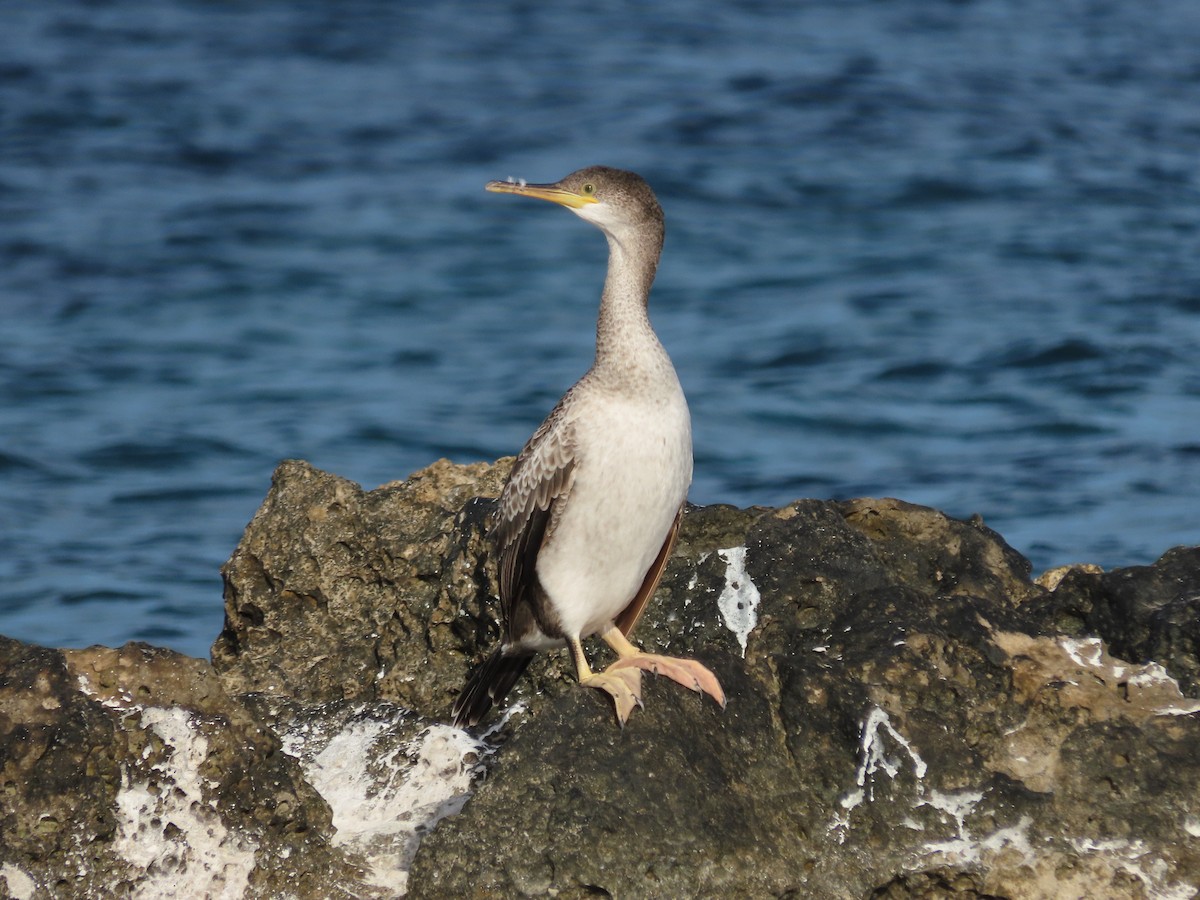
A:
[581,183,595,195]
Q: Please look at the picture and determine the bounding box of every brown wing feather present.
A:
[491,399,576,642]
[453,406,576,725]
[614,503,683,637]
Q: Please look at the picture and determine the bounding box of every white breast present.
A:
[534,386,692,640]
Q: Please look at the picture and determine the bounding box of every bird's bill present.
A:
[485,179,598,209]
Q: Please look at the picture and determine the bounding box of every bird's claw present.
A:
[581,666,644,726]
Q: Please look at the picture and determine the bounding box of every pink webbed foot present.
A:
[608,652,726,709]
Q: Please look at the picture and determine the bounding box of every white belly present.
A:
[535,390,692,640]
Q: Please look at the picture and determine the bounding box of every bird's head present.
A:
[486,166,664,243]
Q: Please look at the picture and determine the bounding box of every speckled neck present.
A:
[591,225,671,390]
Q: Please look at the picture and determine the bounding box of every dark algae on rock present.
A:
[2,459,1199,898]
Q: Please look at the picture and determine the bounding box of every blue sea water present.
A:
[1,0,1198,658]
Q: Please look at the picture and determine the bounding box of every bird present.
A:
[452,166,726,728]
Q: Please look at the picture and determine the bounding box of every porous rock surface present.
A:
[1,458,1198,899]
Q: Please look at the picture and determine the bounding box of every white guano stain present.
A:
[828,707,1040,873]
[716,546,760,656]
[923,814,1036,870]
[831,706,928,844]
[302,719,482,892]
[77,659,517,899]
[0,864,36,900]
[827,668,1198,898]
[1057,636,1200,716]
[280,703,518,894]
[1069,837,1198,900]
[1062,636,1117,675]
[852,708,927,789]
[113,707,258,900]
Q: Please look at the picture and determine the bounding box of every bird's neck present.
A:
[592,229,670,385]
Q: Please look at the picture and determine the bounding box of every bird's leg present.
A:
[569,637,643,726]
[601,627,726,709]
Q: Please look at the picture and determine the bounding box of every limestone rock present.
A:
[410,496,1200,898]
[212,457,511,716]
[1035,546,1200,695]
[0,639,367,899]
[2,458,1198,899]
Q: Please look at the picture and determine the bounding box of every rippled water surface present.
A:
[2,0,1199,656]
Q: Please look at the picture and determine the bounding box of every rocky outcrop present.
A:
[0,639,367,899]
[2,458,1198,898]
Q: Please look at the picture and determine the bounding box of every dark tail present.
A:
[452,647,534,728]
